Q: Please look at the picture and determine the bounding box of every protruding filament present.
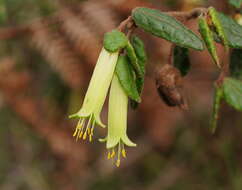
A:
[111,149,115,158]
[83,132,87,140]
[73,119,83,137]
[121,143,126,158]
[116,159,120,167]
[73,115,95,142]
[122,149,126,158]
[107,142,127,167]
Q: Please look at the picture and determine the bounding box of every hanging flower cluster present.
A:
[68,6,242,166]
[70,30,147,167]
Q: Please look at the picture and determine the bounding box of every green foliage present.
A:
[103,30,128,52]
[208,7,229,50]
[210,86,223,133]
[198,17,220,67]
[130,36,147,73]
[115,55,141,102]
[125,41,143,77]
[217,13,242,49]
[230,49,242,80]
[223,77,242,111]
[130,36,147,109]
[229,0,242,8]
[131,7,204,50]
[173,46,190,76]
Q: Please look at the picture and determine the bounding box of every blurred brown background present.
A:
[0,0,242,189]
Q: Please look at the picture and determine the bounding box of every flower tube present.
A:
[105,74,136,167]
[70,48,119,142]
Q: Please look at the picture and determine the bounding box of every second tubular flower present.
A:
[105,74,136,167]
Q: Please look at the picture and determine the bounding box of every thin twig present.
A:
[168,44,175,65]
[167,8,208,22]
[117,16,132,32]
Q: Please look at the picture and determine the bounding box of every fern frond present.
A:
[30,20,85,89]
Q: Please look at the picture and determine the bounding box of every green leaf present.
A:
[208,7,229,50]
[130,77,145,109]
[210,86,223,134]
[223,77,242,111]
[173,46,190,76]
[131,7,204,50]
[130,36,147,109]
[198,17,220,67]
[131,35,147,70]
[217,13,242,48]
[103,30,128,52]
[230,49,242,80]
[125,41,143,77]
[229,0,242,8]
[115,55,141,102]
[131,36,147,85]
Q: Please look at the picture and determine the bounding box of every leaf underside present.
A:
[210,86,223,134]
[130,35,147,109]
[198,17,220,67]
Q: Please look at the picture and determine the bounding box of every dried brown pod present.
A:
[155,64,188,110]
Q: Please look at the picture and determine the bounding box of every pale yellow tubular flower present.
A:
[70,48,119,142]
[105,74,136,167]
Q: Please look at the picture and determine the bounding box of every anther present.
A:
[111,149,115,158]
[73,128,78,137]
[73,120,82,137]
[122,149,126,158]
[107,152,111,159]
[116,159,120,167]
[83,132,87,140]
[87,128,91,135]
[79,131,83,139]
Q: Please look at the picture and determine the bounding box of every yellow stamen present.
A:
[122,149,126,158]
[73,128,78,137]
[79,131,83,139]
[91,119,95,136]
[83,132,87,140]
[91,128,94,136]
[73,119,82,137]
[116,159,120,167]
[87,127,91,135]
[107,152,111,160]
[111,149,115,158]
[89,134,92,142]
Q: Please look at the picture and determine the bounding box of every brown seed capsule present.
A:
[155,64,188,110]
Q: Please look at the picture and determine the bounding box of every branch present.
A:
[117,16,133,32]
[167,8,208,22]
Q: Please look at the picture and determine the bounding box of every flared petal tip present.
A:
[122,135,137,147]
[99,137,107,143]
[106,138,120,149]
[69,113,79,119]
[98,122,106,128]
[94,114,106,128]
